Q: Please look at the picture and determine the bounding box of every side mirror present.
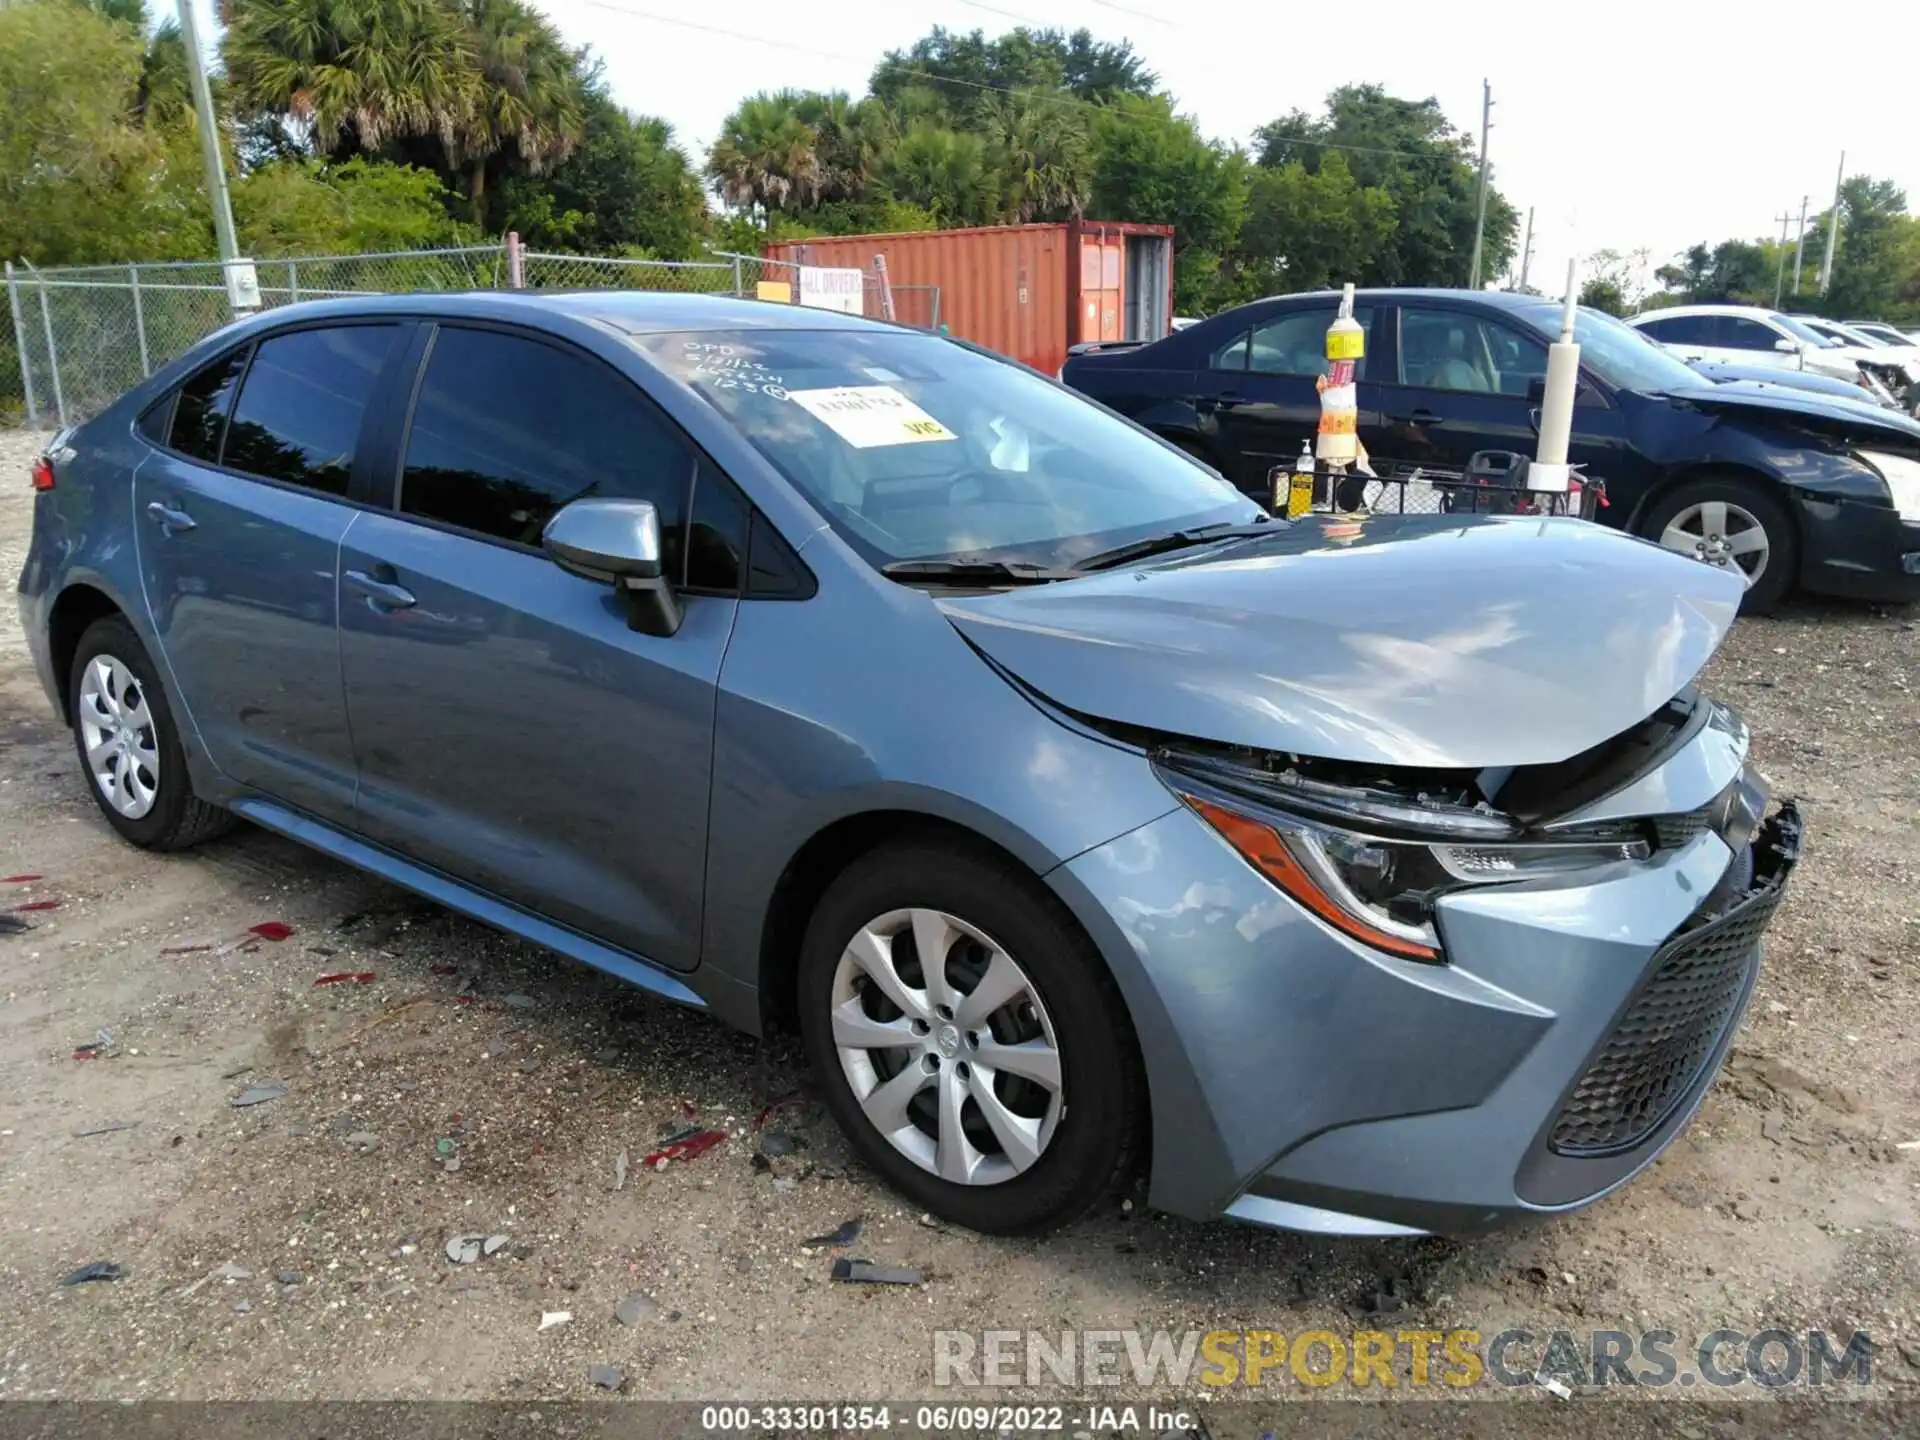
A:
[1773,338,1801,354]
[542,498,682,637]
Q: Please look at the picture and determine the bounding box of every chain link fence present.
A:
[5,241,942,428]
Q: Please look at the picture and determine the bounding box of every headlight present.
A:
[1857,449,1920,521]
[1166,768,1648,963]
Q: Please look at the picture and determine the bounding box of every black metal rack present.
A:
[1267,449,1608,522]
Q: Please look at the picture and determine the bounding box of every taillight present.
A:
[30,456,55,491]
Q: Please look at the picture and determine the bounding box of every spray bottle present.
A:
[1316,284,1365,508]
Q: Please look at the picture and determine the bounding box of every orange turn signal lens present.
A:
[1186,795,1441,962]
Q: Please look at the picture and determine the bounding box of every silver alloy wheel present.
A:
[77,654,160,820]
[831,907,1064,1186]
[1658,499,1769,588]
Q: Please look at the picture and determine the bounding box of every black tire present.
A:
[797,840,1146,1235]
[1637,474,1798,614]
[68,615,234,851]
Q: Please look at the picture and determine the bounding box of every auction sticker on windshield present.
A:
[789,385,957,448]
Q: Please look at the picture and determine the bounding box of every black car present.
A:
[1062,288,1920,611]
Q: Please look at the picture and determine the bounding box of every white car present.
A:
[1846,320,1920,347]
[1626,304,1870,388]
[1792,315,1920,401]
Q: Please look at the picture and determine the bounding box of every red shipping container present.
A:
[763,220,1174,378]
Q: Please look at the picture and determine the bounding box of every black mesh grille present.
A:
[1548,887,1782,1157]
[1651,809,1712,850]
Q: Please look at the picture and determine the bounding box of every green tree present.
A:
[1253,85,1517,286]
[981,93,1089,222]
[0,0,207,265]
[1814,177,1919,320]
[1229,152,1396,298]
[879,126,998,227]
[447,0,584,227]
[499,91,706,256]
[705,91,823,216]
[1652,239,1772,304]
[1086,94,1246,312]
[234,157,477,254]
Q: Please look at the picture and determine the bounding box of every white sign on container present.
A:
[798,266,865,315]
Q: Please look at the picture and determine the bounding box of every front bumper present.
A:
[1053,749,1801,1237]
[1791,491,1920,603]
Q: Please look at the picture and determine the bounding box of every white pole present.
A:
[176,0,250,317]
[1818,151,1844,295]
[1533,258,1580,479]
[1467,80,1493,289]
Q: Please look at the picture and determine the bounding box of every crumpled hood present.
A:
[1664,379,1920,448]
[939,514,1743,768]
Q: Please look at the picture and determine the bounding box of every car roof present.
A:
[222,289,885,337]
[1629,303,1777,321]
[1257,287,1563,314]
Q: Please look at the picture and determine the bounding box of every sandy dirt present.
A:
[0,426,1915,1408]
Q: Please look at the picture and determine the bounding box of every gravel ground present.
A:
[0,425,1915,1409]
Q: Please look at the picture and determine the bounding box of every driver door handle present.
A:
[145,501,195,533]
[344,569,417,611]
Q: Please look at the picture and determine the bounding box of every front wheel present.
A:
[797,841,1145,1234]
[1638,475,1797,614]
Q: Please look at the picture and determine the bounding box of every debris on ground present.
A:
[159,943,212,955]
[772,1178,798,1194]
[760,1131,803,1159]
[1761,1113,1785,1144]
[643,1129,726,1168]
[60,1261,125,1286]
[587,1363,625,1390]
[71,1121,138,1138]
[1539,1376,1574,1400]
[538,1311,571,1331]
[313,972,377,986]
[1,915,33,936]
[444,1235,486,1264]
[233,1298,252,1314]
[501,994,536,1010]
[429,964,459,976]
[615,1291,660,1326]
[218,1262,254,1282]
[830,1258,923,1286]
[483,1234,508,1256]
[806,1218,862,1248]
[614,1149,628,1191]
[342,1131,378,1149]
[248,921,294,942]
[12,899,60,912]
[230,1081,289,1108]
[1,873,43,884]
[276,1271,300,1285]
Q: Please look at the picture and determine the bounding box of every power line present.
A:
[581,0,1476,166]
[1087,0,1176,26]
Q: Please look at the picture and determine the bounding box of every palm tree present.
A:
[705,91,822,217]
[450,0,583,227]
[223,0,479,160]
[982,94,1088,222]
[879,125,995,227]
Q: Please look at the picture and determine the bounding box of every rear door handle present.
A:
[1387,408,1439,426]
[145,501,195,533]
[343,569,417,611]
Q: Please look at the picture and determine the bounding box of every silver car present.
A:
[19,292,1800,1237]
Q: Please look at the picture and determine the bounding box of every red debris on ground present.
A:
[12,900,60,912]
[248,921,294,941]
[643,1130,726,1168]
[71,1047,102,1061]
[313,972,377,986]
[429,964,459,976]
[3,874,44,884]
[752,1091,800,1129]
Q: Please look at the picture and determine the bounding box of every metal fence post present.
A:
[506,232,525,289]
[130,264,151,377]
[731,255,743,296]
[288,259,300,304]
[5,260,40,425]
[28,262,66,428]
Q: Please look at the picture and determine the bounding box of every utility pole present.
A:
[1772,209,1793,310]
[1818,150,1844,295]
[1516,206,1535,291]
[175,0,253,315]
[1791,196,1808,294]
[1467,79,1493,290]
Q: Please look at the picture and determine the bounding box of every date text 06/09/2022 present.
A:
[699,1404,1194,1433]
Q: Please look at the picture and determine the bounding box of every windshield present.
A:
[1519,305,1705,392]
[1770,313,1835,347]
[635,328,1260,570]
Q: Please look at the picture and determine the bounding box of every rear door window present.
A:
[1245,308,1372,380]
[398,326,692,569]
[1398,308,1545,395]
[167,348,248,464]
[221,326,397,496]
[1721,317,1783,352]
[1639,314,1717,346]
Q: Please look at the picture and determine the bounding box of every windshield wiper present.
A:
[1073,520,1276,573]
[880,558,1078,586]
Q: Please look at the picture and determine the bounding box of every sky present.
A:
[192,0,1920,298]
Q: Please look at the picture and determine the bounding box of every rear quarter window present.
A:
[167,348,249,463]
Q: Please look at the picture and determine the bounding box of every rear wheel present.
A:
[1638,475,1797,614]
[69,615,234,850]
[797,841,1144,1234]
